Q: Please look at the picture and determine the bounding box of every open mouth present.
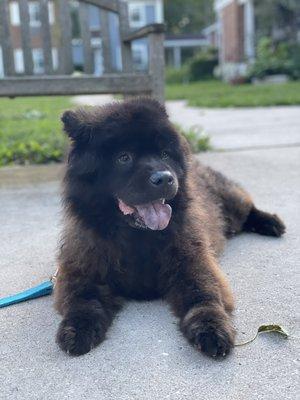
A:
[118,198,172,231]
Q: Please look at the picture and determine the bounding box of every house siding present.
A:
[222,0,244,63]
[215,0,256,79]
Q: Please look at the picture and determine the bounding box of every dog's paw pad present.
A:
[181,307,235,359]
[195,330,233,358]
[56,315,105,356]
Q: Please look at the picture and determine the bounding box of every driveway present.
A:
[0,101,299,399]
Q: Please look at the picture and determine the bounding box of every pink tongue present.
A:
[135,201,172,230]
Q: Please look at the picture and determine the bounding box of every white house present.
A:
[164,34,209,69]
[126,0,164,70]
[72,0,164,73]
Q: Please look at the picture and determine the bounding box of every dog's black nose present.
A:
[149,171,174,187]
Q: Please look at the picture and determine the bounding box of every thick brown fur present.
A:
[55,98,286,357]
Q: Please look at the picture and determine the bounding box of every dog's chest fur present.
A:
[107,229,169,300]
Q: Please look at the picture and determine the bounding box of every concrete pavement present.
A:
[0,144,299,400]
[73,96,300,151]
[1,96,299,399]
[167,101,300,150]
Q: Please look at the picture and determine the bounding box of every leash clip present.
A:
[50,267,59,287]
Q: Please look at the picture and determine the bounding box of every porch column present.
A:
[173,46,181,69]
[244,0,255,60]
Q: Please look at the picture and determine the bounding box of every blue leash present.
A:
[0,270,57,309]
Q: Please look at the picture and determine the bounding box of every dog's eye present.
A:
[161,150,169,160]
[117,152,132,164]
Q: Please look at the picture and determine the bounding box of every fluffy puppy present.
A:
[55,98,285,357]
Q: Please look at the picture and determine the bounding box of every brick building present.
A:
[0,0,164,77]
[214,0,255,80]
[0,1,58,76]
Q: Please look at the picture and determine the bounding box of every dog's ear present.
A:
[61,109,94,143]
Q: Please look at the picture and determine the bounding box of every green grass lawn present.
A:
[1,80,300,166]
[0,95,210,167]
[0,96,71,166]
[166,80,300,107]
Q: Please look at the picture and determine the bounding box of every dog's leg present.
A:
[243,206,286,237]
[54,273,121,356]
[165,253,235,358]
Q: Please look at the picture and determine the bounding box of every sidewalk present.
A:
[73,95,300,151]
[0,99,299,399]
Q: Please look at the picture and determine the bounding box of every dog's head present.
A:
[62,98,191,231]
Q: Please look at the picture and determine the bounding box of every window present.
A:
[48,2,55,25]
[108,12,122,71]
[132,47,143,65]
[132,43,148,71]
[32,48,44,73]
[14,49,25,73]
[9,1,54,27]
[52,48,58,70]
[88,5,101,31]
[128,3,158,28]
[29,2,41,28]
[10,2,20,26]
[32,48,60,74]
[128,4,145,28]
[93,48,103,76]
[145,5,155,24]
[72,40,84,70]
[131,7,142,23]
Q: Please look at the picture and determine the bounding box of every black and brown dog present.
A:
[55,98,285,357]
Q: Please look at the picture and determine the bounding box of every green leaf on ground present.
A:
[235,324,289,347]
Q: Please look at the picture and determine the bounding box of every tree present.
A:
[254,0,300,43]
[164,0,215,35]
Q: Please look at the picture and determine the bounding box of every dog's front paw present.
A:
[56,312,106,356]
[180,305,235,358]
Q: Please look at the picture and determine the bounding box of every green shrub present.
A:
[288,43,300,80]
[247,37,300,80]
[176,124,211,153]
[188,47,218,81]
[166,48,218,84]
[0,97,70,166]
[0,139,66,166]
[165,65,189,84]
